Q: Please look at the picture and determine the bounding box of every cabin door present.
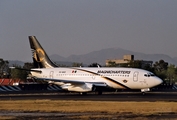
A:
[133,71,139,82]
[49,71,54,79]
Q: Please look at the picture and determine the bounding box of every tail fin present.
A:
[29,36,58,68]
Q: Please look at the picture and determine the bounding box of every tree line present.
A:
[0,58,176,84]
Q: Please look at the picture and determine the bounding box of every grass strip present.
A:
[0,100,176,114]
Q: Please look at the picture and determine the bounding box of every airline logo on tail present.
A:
[29,36,58,68]
[33,48,45,62]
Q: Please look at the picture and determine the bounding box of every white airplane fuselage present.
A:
[28,36,163,93]
[31,67,163,92]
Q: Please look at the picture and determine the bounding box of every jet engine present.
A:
[61,83,93,92]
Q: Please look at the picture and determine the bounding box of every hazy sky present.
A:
[1,0,177,62]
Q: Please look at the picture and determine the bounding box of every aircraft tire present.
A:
[98,91,102,95]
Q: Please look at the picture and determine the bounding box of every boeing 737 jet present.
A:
[26,36,163,94]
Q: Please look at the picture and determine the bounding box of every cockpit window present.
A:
[144,74,150,77]
[144,73,155,77]
[150,73,155,76]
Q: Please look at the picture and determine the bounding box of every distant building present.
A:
[106,55,153,68]
[106,55,134,66]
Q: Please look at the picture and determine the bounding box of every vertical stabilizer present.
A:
[29,36,58,68]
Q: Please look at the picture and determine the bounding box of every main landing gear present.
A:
[97,90,102,95]
[80,91,103,95]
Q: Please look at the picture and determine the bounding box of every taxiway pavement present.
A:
[0,92,177,101]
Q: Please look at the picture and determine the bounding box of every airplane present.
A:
[26,36,163,94]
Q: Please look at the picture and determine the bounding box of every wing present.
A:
[32,77,108,92]
[34,77,107,87]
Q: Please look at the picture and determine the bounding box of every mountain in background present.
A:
[8,60,24,66]
[8,47,177,66]
[174,57,177,62]
[50,48,177,66]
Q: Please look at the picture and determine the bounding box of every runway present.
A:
[0,92,177,101]
[1,92,177,119]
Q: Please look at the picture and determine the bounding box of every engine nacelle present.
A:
[62,83,93,92]
[141,88,150,92]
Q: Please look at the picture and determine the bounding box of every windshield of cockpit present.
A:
[144,73,155,77]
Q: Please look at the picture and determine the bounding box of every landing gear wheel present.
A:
[98,91,102,95]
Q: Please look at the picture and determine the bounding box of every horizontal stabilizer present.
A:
[9,67,42,73]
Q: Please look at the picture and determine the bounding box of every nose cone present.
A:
[154,77,163,86]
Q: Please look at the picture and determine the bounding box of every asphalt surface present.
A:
[0,91,177,101]
[1,91,177,119]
